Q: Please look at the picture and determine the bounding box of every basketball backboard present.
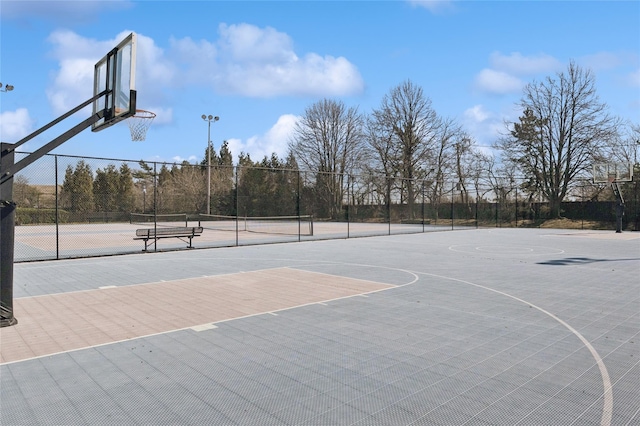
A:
[92,32,137,132]
[593,163,633,183]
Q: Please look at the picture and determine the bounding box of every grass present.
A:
[526,217,638,231]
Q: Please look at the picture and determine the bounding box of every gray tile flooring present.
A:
[2,228,639,425]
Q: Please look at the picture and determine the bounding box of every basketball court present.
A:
[2,31,639,425]
[2,228,639,425]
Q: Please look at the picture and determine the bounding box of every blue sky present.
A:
[1,0,639,167]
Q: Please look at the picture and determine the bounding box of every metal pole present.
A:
[516,186,518,228]
[387,176,391,235]
[297,169,301,242]
[421,181,425,232]
[475,188,479,229]
[153,162,157,252]
[55,155,60,259]
[346,174,350,238]
[1,143,17,326]
[207,121,211,215]
[202,115,219,216]
[235,166,239,246]
[451,181,454,230]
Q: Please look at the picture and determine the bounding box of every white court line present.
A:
[414,270,613,426]
[190,323,218,332]
[11,254,617,425]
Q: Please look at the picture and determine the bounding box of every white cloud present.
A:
[463,105,490,123]
[579,51,626,72]
[225,114,299,163]
[167,24,364,97]
[211,23,364,97]
[407,1,456,14]
[168,37,218,86]
[489,52,562,75]
[461,104,522,149]
[140,107,173,126]
[474,69,523,95]
[473,52,562,96]
[0,108,35,142]
[625,68,640,87]
[218,23,296,64]
[45,24,363,120]
[463,105,499,147]
[46,30,114,115]
[45,30,172,115]
[171,155,198,164]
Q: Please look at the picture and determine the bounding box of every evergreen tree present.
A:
[61,161,94,213]
[93,164,119,211]
[118,163,135,213]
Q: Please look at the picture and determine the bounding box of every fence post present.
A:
[581,184,585,230]
[515,185,518,228]
[235,166,239,246]
[55,155,60,259]
[421,181,425,232]
[475,189,479,228]
[297,169,301,242]
[346,174,350,238]
[153,161,157,252]
[387,176,391,235]
[451,181,454,230]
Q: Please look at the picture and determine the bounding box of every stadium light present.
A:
[202,114,220,215]
[0,83,14,92]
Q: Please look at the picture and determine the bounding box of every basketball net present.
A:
[127,110,156,141]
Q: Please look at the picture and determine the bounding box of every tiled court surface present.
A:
[2,228,639,425]
[0,269,393,363]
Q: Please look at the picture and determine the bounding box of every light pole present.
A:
[0,83,14,92]
[201,114,219,215]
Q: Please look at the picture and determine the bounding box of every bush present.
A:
[16,208,68,225]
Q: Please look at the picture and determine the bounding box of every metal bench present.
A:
[134,226,203,251]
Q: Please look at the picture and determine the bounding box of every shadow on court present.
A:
[538,256,640,266]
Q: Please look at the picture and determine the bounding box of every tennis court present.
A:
[14,217,460,261]
[2,228,639,425]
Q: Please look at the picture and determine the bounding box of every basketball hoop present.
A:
[127,109,155,141]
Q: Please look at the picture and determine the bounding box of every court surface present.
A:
[2,228,639,425]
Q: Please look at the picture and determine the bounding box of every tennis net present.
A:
[197,214,313,236]
[130,213,188,227]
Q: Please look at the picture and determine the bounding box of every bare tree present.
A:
[451,132,477,206]
[605,122,640,167]
[496,61,620,217]
[428,117,465,209]
[289,98,366,219]
[368,80,442,217]
[13,175,42,209]
[468,151,496,203]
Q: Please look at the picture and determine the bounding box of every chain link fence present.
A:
[11,152,639,262]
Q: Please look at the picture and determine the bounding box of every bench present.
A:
[134,226,203,251]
